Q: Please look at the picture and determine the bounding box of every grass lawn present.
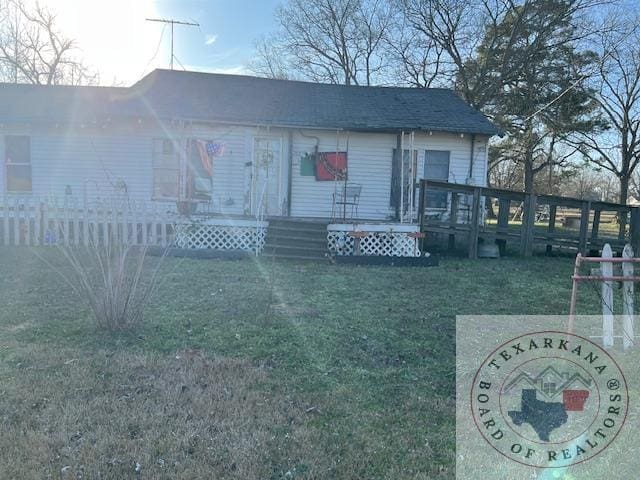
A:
[0,249,608,479]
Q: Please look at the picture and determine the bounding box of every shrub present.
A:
[39,236,165,331]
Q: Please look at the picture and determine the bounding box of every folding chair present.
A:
[332,183,362,220]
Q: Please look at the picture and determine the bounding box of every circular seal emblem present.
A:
[470,331,628,468]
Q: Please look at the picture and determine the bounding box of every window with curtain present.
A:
[5,136,32,193]
[152,138,179,199]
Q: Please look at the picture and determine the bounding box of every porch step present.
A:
[263,218,329,260]
[267,221,328,233]
[266,229,328,243]
[261,253,330,262]
[262,244,328,258]
[265,235,327,247]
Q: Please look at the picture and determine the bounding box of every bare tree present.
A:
[0,0,97,85]
[563,166,618,201]
[250,34,291,80]
[383,8,445,87]
[250,0,393,85]
[397,0,495,100]
[573,17,640,205]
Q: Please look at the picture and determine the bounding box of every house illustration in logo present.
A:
[504,366,592,400]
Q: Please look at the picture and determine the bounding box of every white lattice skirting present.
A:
[327,224,422,257]
[174,220,267,253]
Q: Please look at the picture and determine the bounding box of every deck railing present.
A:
[417,180,640,258]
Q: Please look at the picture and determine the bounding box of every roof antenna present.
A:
[145,18,199,70]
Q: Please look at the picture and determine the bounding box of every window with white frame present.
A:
[152,138,179,199]
[5,135,32,193]
[424,150,450,208]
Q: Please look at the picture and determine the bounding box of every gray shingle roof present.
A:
[0,69,499,136]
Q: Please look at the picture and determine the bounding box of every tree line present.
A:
[251,0,640,205]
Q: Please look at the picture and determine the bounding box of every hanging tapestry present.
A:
[315,152,347,181]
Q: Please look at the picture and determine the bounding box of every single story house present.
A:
[0,69,499,257]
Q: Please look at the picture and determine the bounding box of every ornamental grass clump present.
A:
[41,235,165,331]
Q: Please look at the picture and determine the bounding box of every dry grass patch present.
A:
[0,346,329,479]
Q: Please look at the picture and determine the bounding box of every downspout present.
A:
[287,130,293,216]
[394,133,402,221]
[467,133,476,184]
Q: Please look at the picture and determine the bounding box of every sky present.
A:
[38,0,282,86]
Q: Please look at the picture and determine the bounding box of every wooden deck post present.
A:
[618,209,628,242]
[496,198,509,256]
[546,204,557,255]
[449,192,459,251]
[578,201,590,255]
[468,187,481,259]
[520,193,536,256]
[589,208,601,255]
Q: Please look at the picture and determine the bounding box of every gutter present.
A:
[0,115,499,137]
[287,130,293,216]
[467,134,476,184]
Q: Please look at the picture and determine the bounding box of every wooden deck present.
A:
[417,180,640,258]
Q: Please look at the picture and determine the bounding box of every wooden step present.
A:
[262,244,329,257]
[261,253,330,262]
[267,223,328,234]
[264,235,327,247]
[263,218,329,260]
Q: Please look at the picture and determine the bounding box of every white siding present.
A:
[290,129,488,220]
[0,125,155,205]
[290,130,396,219]
[0,124,489,219]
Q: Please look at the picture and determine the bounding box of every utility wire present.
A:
[138,23,166,79]
[523,26,634,124]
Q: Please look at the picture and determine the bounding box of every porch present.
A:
[0,197,424,259]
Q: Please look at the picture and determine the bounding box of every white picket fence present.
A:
[570,242,637,350]
[0,197,177,247]
[599,244,635,350]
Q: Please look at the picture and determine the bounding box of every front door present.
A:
[252,137,283,216]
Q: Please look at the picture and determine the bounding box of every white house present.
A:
[0,70,499,258]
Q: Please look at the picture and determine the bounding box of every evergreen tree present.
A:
[468,0,602,193]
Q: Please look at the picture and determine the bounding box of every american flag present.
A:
[196,140,225,176]
[206,141,224,157]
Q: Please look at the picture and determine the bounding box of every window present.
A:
[152,138,179,199]
[5,136,31,192]
[424,150,450,208]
